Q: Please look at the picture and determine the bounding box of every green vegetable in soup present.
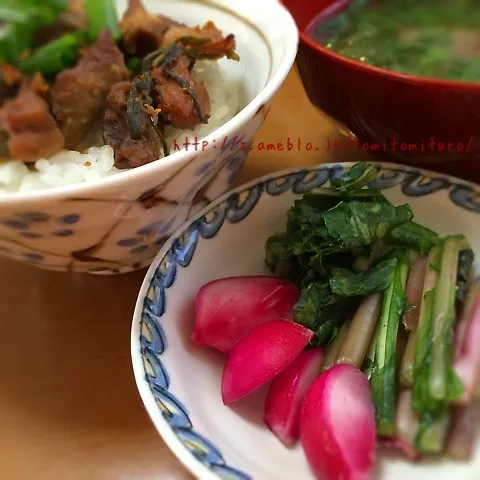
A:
[309,0,480,82]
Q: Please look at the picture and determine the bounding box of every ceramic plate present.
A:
[131,162,480,480]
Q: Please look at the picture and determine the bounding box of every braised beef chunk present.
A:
[152,53,210,130]
[0,65,22,88]
[0,75,64,161]
[0,0,240,168]
[162,21,239,60]
[0,65,22,106]
[120,0,182,56]
[34,0,87,47]
[51,29,129,149]
[103,81,161,169]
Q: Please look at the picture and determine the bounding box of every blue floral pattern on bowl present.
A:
[132,162,479,480]
[0,110,267,274]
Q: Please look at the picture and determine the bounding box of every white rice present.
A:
[0,61,240,195]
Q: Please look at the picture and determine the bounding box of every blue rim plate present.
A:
[131,162,480,480]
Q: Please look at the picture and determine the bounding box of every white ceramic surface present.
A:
[132,162,480,480]
[0,0,298,274]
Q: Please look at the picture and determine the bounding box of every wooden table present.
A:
[0,68,370,480]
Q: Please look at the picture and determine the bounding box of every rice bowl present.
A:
[0,0,298,273]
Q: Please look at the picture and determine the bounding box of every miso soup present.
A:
[308,0,480,82]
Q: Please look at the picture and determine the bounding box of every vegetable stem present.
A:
[415,409,450,454]
[413,237,469,413]
[400,329,416,387]
[335,293,382,368]
[411,247,440,411]
[353,239,388,272]
[456,249,474,304]
[84,0,120,40]
[402,256,429,330]
[395,390,420,454]
[322,322,349,371]
[446,405,478,461]
[371,252,410,436]
[18,32,85,76]
[362,323,377,380]
[430,239,465,400]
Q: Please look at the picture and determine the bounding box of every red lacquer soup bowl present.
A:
[282,0,480,181]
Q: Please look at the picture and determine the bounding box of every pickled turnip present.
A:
[221,320,313,404]
[300,364,376,480]
[192,276,299,353]
[264,349,325,447]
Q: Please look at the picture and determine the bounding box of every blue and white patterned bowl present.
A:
[0,0,297,274]
[131,162,480,480]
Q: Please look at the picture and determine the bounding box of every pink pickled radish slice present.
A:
[264,348,325,447]
[193,276,299,353]
[300,364,376,480]
[221,320,313,404]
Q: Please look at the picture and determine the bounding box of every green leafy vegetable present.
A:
[370,250,410,436]
[353,239,390,272]
[0,6,48,23]
[294,283,329,329]
[330,162,378,193]
[126,57,143,76]
[263,162,476,449]
[0,0,67,64]
[0,22,33,64]
[84,0,120,40]
[390,221,439,255]
[330,257,397,297]
[265,163,418,350]
[293,282,357,346]
[265,234,292,272]
[323,200,413,250]
[312,0,480,83]
[265,194,346,281]
[18,32,86,76]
